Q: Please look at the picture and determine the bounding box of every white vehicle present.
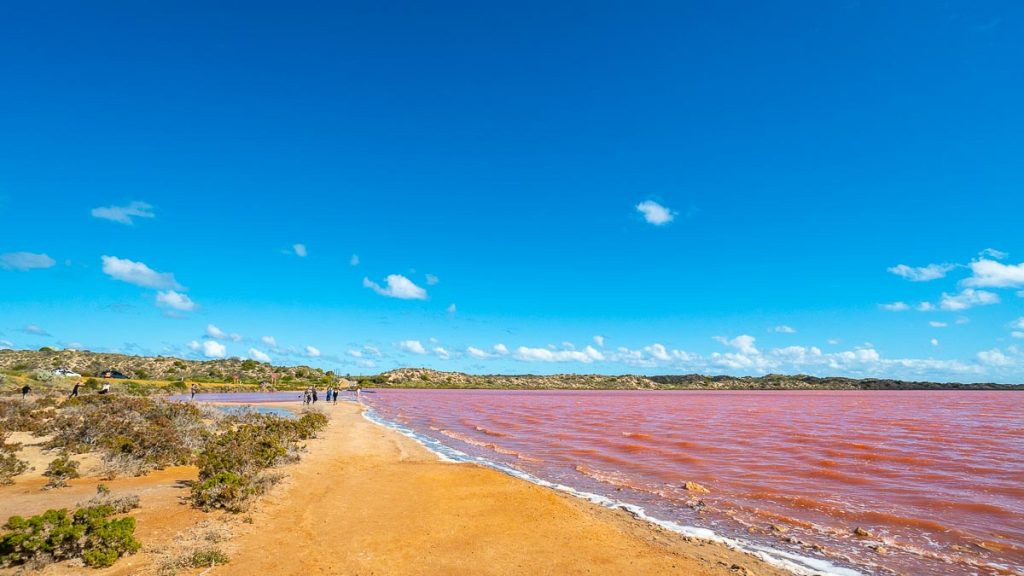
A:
[51,367,81,378]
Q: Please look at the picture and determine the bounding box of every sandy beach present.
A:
[0,400,786,575]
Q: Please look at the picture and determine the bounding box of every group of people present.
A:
[302,385,342,405]
[19,380,109,400]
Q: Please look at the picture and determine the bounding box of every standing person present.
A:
[311,387,318,404]
[69,381,80,398]
[190,382,199,400]
[20,384,31,399]
[326,386,333,405]
[332,387,339,404]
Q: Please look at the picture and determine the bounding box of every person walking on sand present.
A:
[333,387,339,404]
[303,388,311,405]
[326,385,333,404]
[311,387,318,404]
[69,382,80,398]
[190,383,199,400]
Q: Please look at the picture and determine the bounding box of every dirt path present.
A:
[217,401,786,576]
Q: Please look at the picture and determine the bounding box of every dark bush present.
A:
[0,505,140,568]
[0,430,29,485]
[44,453,80,489]
[191,411,327,512]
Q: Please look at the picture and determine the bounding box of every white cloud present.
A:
[206,324,242,342]
[304,345,320,357]
[201,340,226,358]
[188,340,201,351]
[955,316,970,325]
[248,348,271,362]
[1012,332,1024,339]
[0,252,56,271]
[425,274,440,285]
[931,338,939,347]
[22,324,49,336]
[887,263,955,282]
[929,321,947,328]
[880,302,910,311]
[293,244,307,258]
[514,346,598,363]
[962,258,1024,288]
[101,255,181,289]
[979,248,1008,260]
[635,200,675,225]
[0,340,13,349]
[593,335,605,347]
[977,349,1013,367]
[90,201,155,225]
[1015,318,1024,330]
[363,275,428,300]
[261,336,277,347]
[348,349,363,358]
[447,303,457,314]
[584,345,605,361]
[940,288,999,311]
[433,347,450,360]
[493,343,509,355]
[467,346,492,359]
[916,302,935,312]
[156,290,195,312]
[350,254,360,266]
[715,334,759,355]
[398,340,427,354]
[772,325,796,334]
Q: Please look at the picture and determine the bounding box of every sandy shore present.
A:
[216,401,786,576]
[0,400,788,575]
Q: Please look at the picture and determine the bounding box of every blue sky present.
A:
[2,1,1023,382]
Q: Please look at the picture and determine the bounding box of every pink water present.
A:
[363,390,1024,576]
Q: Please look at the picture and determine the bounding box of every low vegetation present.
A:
[0,429,29,485]
[45,395,209,477]
[0,505,140,568]
[43,452,81,489]
[192,411,327,512]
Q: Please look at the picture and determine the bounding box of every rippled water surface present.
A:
[363,390,1024,576]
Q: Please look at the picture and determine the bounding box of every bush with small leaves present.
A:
[0,505,140,568]
[43,453,80,489]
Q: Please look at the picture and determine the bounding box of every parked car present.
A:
[52,367,81,378]
[100,370,129,379]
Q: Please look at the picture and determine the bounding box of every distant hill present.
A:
[365,368,1020,390]
[1,349,1019,390]
[0,348,333,384]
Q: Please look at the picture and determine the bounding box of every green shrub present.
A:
[191,411,327,512]
[189,546,229,568]
[45,396,208,476]
[44,453,80,489]
[0,505,140,568]
[0,453,28,485]
[0,430,29,485]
